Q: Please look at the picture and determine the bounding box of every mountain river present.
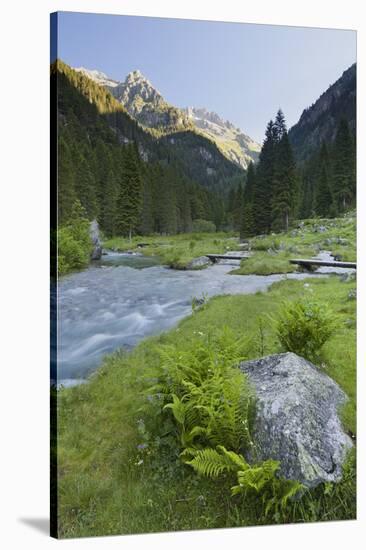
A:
[52,251,351,386]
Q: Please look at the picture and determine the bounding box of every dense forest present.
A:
[227,110,356,238]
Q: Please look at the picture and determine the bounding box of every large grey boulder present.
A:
[89,220,102,260]
[239,352,352,488]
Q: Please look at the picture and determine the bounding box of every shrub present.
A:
[57,201,92,275]
[58,227,89,275]
[275,299,338,362]
[192,219,216,233]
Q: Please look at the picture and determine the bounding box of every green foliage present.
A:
[231,251,297,276]
[276,299,339,362]
[297,119,356,219]
[58,201,92,275]
[152,328,253,452]
[184,445,303,515]
[191,292,208,313]
[192,219,216,233]
[333,119,356,213]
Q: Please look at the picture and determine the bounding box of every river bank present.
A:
[56,274,356,537]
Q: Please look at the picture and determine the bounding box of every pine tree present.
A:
[116,144,143,241]
[74,148,98,219]
[101,168,118,237]
[240,162,256,238]
[314,143,333,216]
[58,135,77,223]
[252,120,277,234]
[233,183,243,231]
[274,108,287,141]
[158,166,178,234]
[139,171,154,235]
[271,130,297,232]
[333,119,356,212]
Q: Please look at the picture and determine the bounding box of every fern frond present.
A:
[235,459,279,493]
[163,394,186,425]
[185,446,247,478]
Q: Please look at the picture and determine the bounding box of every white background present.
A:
[0,0,364,548]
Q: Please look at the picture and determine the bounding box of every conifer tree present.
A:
[116,144,143,241]
[74,148,98,219]
[252,120,277,234]
[58,135,77,223]
[314,143,333,216]
[240,161,256,238]
[159,167,178,234]
[271,130,297,231]
[232,183,243,231]
[274,108,287,141]
[101,168,118,237]
[333,119,356,212]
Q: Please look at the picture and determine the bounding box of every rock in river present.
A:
[239,352,353,488]
[90,219,102,260]
[186,256,211,269]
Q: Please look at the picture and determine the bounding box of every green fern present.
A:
[232,460,279,494]
[184,445,247,478]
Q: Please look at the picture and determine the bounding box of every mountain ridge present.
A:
[73,66,260,168]
[288,63,356,162]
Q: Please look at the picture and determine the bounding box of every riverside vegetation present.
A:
[56,273,356,537]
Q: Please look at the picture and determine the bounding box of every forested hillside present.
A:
[288,64,356,163]
[239,106,356,238]
[54,60,243,242]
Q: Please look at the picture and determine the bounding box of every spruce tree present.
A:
[271,130,297,232]
[274,108,287,141]
[58,135,77,223]
[116,144,143,241]
[159,166,178,234]
[252,120,277,234]
[233,183,243,231]
[314,143,333,216]
[74,148,98,219]
[333,119,356,212]
[240,161,256,238]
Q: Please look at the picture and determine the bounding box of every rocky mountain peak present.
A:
[72,63,260,167]
[184,106,260,168]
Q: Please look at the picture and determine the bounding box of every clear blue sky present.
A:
[54,12,356,143]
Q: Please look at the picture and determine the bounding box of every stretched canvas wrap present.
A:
[50,11,357,539]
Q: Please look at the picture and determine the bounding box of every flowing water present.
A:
[52,251,353,386]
